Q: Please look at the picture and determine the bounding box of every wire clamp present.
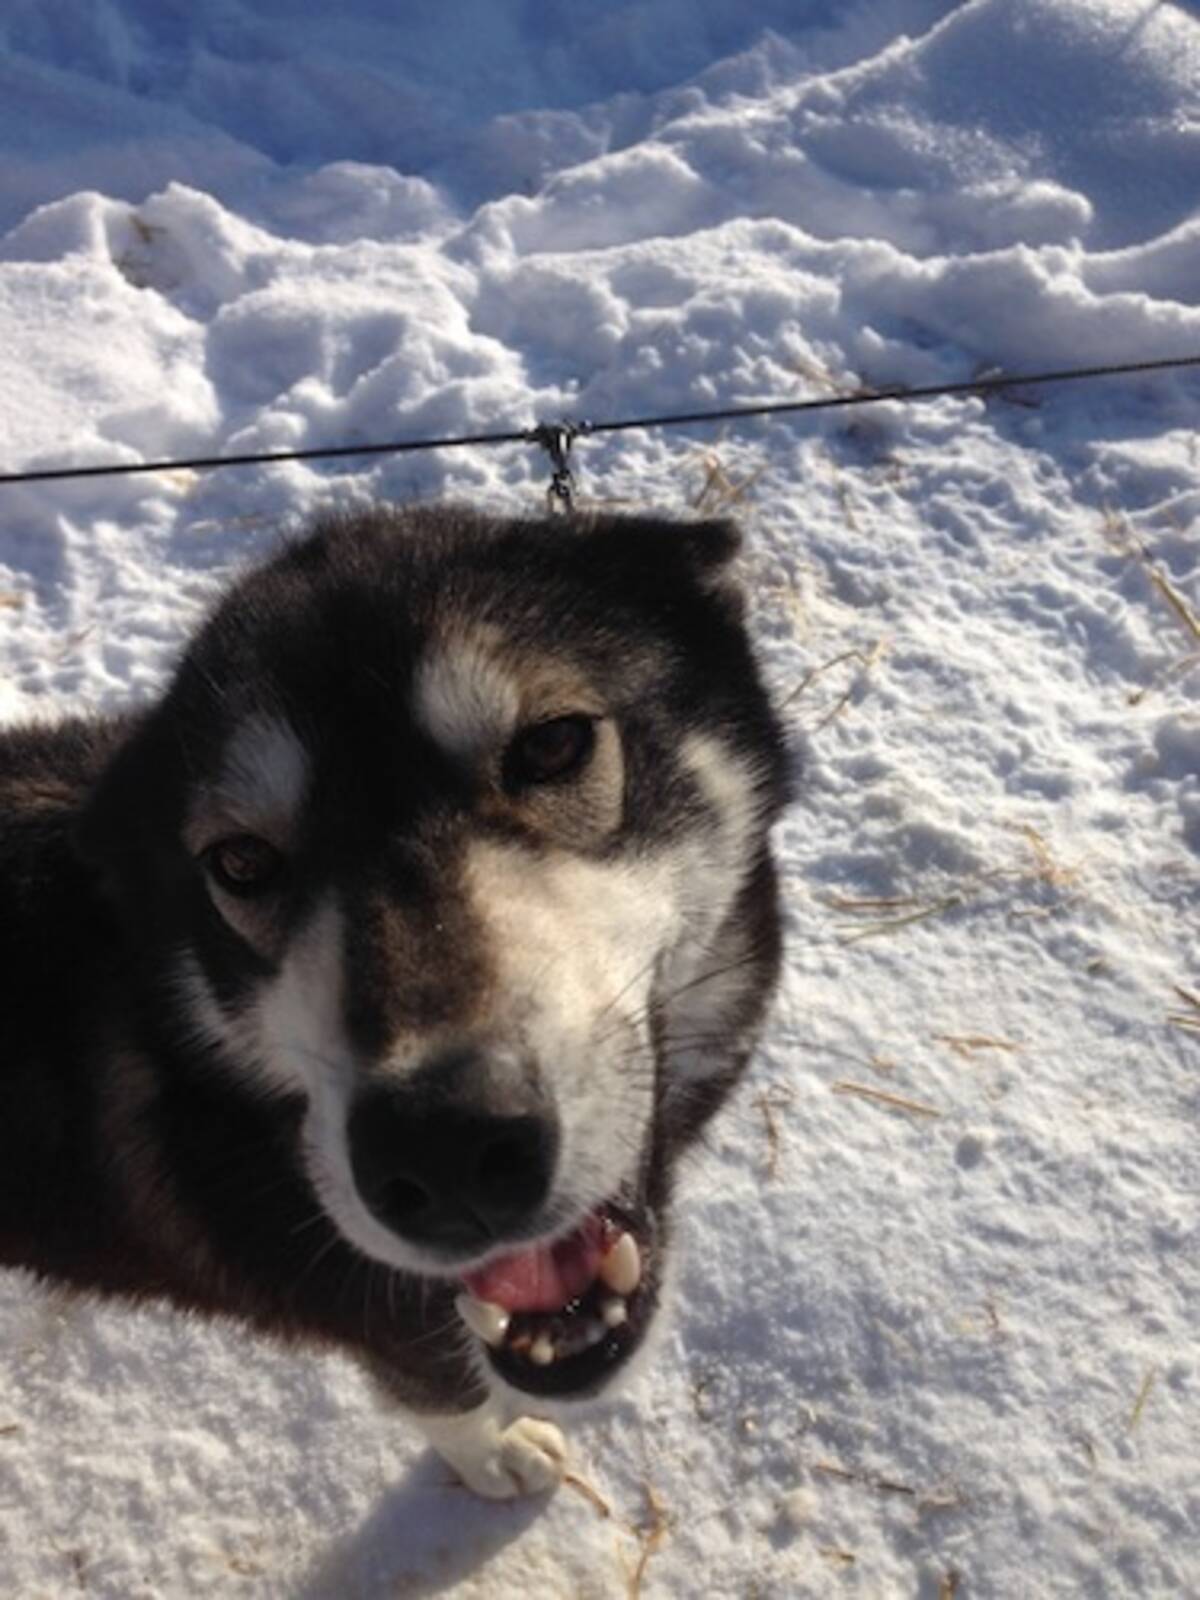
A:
[526,420,589,513]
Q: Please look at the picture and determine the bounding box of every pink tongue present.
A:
[462,1214,607,1312]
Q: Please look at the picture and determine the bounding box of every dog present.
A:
[0,504,788,1497]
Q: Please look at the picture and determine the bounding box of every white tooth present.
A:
[598,1232,641,1296]
[529,1335,556,1366]
[454,1293,510,1347]
[601,1296,628,1329]
[559,1320,602,1357]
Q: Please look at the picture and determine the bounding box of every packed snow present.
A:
[1,1,1198,1595]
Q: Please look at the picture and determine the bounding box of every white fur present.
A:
[185,712,309,851]
[460,839,677,1234]
[414,639,519,761]
[173,949,308,1098]
[657,732,767,1081]
[219,713,308,826]
[250,900,424,1272]
[408,1398,566,1498]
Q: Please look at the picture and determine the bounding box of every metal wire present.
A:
[1,352,1197,489]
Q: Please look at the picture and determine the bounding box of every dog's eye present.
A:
[203,834,284,898]
[505,715,596,788]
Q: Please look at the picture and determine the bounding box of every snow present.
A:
[1,1,1198,1595]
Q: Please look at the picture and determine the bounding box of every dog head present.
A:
[78,506,788,1399]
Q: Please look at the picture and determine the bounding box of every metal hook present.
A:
[527,421,588,514]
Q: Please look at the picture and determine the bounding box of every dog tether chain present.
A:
[527,421,590,514]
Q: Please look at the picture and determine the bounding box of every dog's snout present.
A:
[347,1047,559,1256]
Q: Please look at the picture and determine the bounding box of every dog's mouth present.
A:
[454,1201,656,1397]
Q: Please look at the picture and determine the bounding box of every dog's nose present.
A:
[347,1046,559,1256]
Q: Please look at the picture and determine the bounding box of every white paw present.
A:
[461,1416,567,1500]
[414,1400,568,1501]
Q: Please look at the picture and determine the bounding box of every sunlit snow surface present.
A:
[1,2,1198,1595]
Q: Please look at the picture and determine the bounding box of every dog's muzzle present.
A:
[347,1041,558,1256]
[346,1037,657,1398]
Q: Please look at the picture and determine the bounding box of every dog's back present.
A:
[0,721,124,1275]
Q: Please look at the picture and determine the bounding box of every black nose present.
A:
[347,1046,558,1256]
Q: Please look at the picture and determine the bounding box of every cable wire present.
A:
[1,352,1198,488]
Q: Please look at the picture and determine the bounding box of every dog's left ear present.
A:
[661,516,746,615]
[586,513,746,616]
[673,513,741,570]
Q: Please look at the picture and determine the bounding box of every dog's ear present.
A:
[650,515,746,617]
[610,513,742,575]
[578,512,747,616]
[671,515,743,577]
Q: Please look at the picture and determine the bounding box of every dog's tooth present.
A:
[454,1293,510,1347]
[557,1319,602,1357]
[598,1231,641,1296]
[600,1295,628,1329]
[529,1334,556,1366]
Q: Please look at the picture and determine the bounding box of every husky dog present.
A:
[0,506,787,1497]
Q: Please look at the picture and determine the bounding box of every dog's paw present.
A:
[459,1416,567,1499]
[412,1401,567,1500]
